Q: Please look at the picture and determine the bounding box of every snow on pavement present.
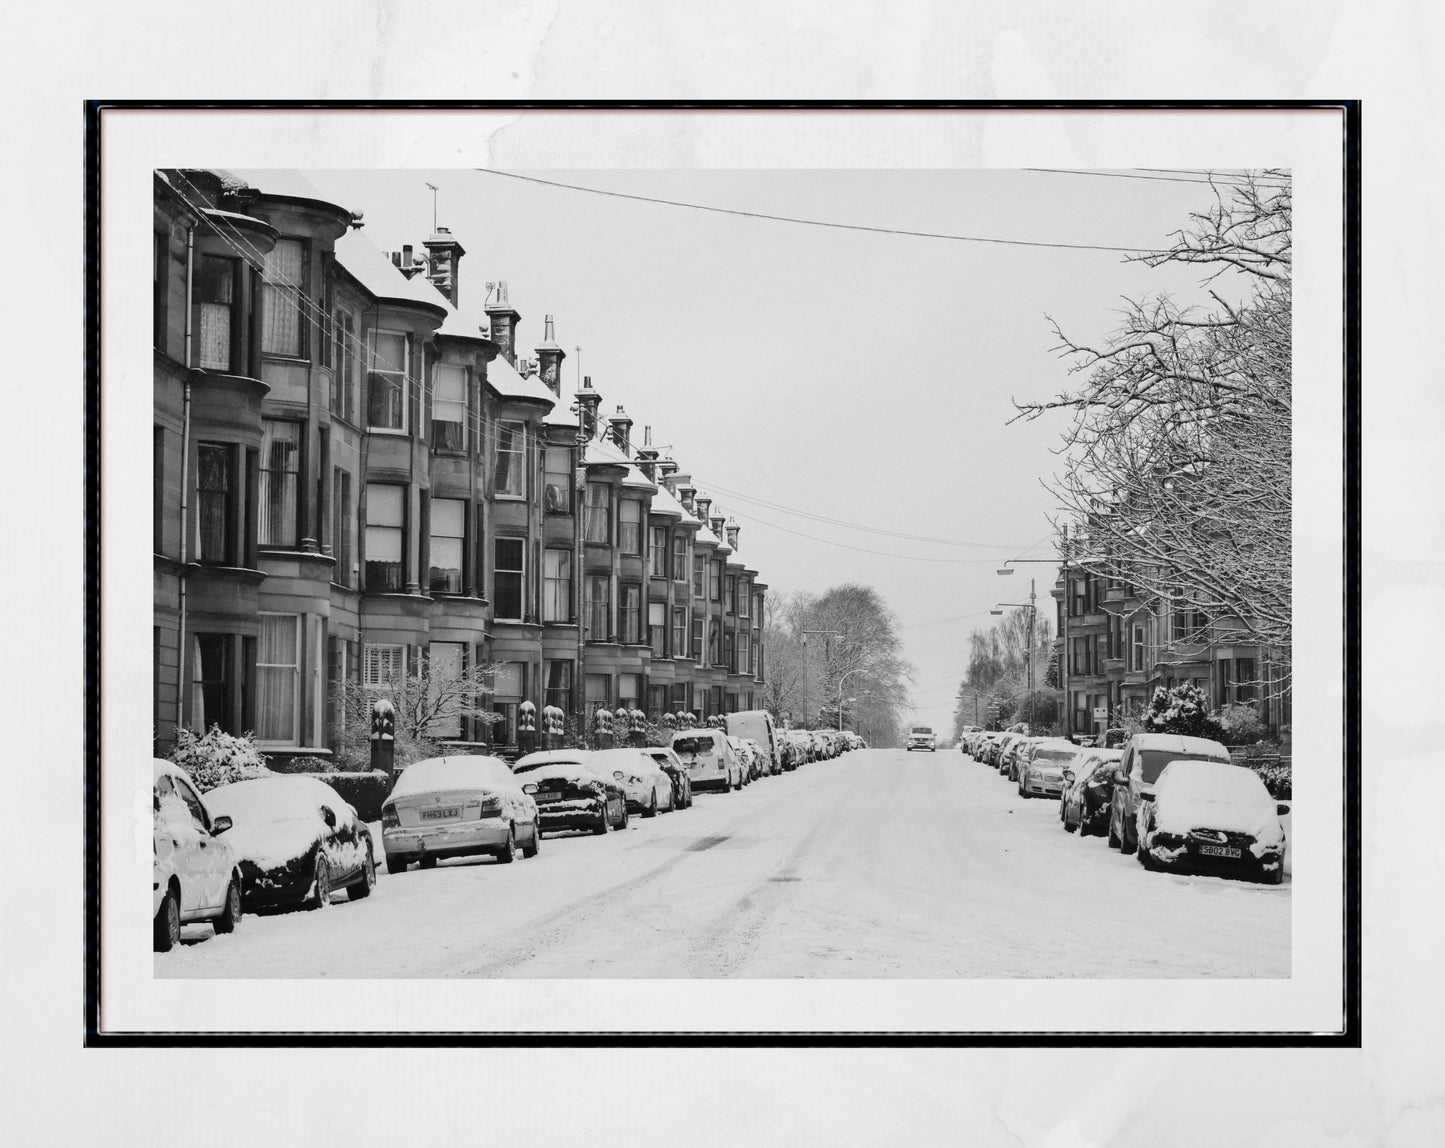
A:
[157,748,1288,979]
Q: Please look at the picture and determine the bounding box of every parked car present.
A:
[725,710,781,774]
[153,759,243,952]
[907,725,938,752]
[1136,759,1287,883]
[1001,735,1033,780]
[740,737,773,779]
[513,751,629,835]
[726,736,757,785]
[641,746,694,809]
[670,728,742,792]
[381,755,541,873]
[1059,748,1123,835]
[591,747,675,815]
[205,774,376,911]
[1016,738,1079,799]
[1106,733,1235,855]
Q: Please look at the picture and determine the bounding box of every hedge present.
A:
[294,770,393,822]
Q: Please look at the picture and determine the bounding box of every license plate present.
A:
[540,791,567,802]
[1199,844,1241,858]
[420,806,459,821]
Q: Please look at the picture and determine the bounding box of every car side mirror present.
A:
[1062,769,1074,782]
[1277,803,1290,817]
[210,815,233,835]
[613,771,625,781]
[523,783,538,795]
[320,806,336,828]
[1113,769,1128,783]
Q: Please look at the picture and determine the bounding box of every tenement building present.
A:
[153,169,769,762]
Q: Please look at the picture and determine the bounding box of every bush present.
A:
[1214,703,1268,745]
[1250,758,1292,800]
[1141,684,1226,741]
[302,770,392,822]
[168,726,272,793]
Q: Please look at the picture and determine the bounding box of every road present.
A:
[157,747,1289,979]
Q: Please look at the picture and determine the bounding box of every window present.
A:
[259,420,301,547]
[494,420,525,498]
[153,427,164,552]
[256,614,300,744]
[1070,576,1088,617]
[1172,602,1209,643]
[363,644,406,688]
[739,580,751,618]
[365,484,405,591]
[427,641,467,739]
[619,500,643,555]
[585,674,611,710]
[544,660,573,713]
[262,238,306,357]
[196,443,234,564]
[711,560,723,601]
[724,630,736,672]
[709,619,721,665]
[691,618,703,660]
[672,535,688,582]
[543,446,572,512]
[672,607,688,657]
[367,330,408,431]
[154,231,168,350]
[619,585,641,644]
[583,483,611,545]
[432,364,467,450]
[739,631,751,675]
[585,575,610,639]
[618,674,641,713]
[648,601,667,656]
[429,498,466,593]
[648,685,668,714]
[493,538,525,620]
[543,549,572,622]
[1235,658,1257,704]
[331,309,356,422]
[492,662,525,746]
[727,575,738,614]
[192,634,234,734]
[649,526,669,577]
[331,469,352,587]
[1131,624,1146,672]
[693,554,705,598]
[194,255,237,371]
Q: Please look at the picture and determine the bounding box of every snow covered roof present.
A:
[543,400,579,430]
[486,353,558,407]
[334,229,449,318]
[224,169,354,217]
[649,482,688,521]
[621,462,657,493]
[694,519,724,549]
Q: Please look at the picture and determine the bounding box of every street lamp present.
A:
[997,527,1072,734]
[994,577,1038,731]
[836,667,866,731]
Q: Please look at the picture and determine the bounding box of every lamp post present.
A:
[836,668,866,731]
[998,531,1070,734]
[992,577,1037,730]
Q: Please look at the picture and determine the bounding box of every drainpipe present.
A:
[175,220,196,737]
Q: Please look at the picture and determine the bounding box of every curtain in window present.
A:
[262,239,304,356]
[259,421,300,547]
[619,501,642,555]
[543,447,572,512]
[543,550,571,622]
[429,499,465,593]
[365,484,405,590]
[648,601,667,656]
[195,256,234,371]
[494,422,525,496]
[544,660,572,712]
[256,615,298,742]
[585,576,610,639]
[432,365,467,450]
[583,484,610,544]
[196,444,231,563]
[368,332,407,430]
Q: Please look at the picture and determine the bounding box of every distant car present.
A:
[907,726,937,752]
[513,752,629,834]
[725,736,757,786]
[1136,759,1287,883]
[592,747,675,815]
[641,746,694,809]
[1106,733,1235,855]
[381,755,541,872]
[739,737,772,779]
[1016,738,1078,799]
[153,759,243,952]
[1001,735,1034,780]
[670,728,742,791]
[1059,748,1123,836]
[205,774,376,910]
[725,710,781,774]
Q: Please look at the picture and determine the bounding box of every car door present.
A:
[320,804,356,884]
[172,776,227,911]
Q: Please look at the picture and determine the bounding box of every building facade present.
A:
[154,169,768,762]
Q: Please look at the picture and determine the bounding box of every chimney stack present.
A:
[485,280,522,366]
[534,314,566,397]
[575,375,601,440]
[422,226,466,305]
[635,447,659,484]
[696,496,712,524]
[725,517,740,550]
[710,515,728,542]
[608,405,633,453]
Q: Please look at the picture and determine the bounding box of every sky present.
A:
[304,168,1239,733]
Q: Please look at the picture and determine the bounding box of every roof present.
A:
[694,520,725,549]
[333,229,449,319]
[621,463,657,493]
[582,435,633,468]
[224,169,354,217]
[648,482,687,521]
[543,400,579,430]
[486,353,558,407]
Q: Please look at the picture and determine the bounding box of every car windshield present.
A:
[1138,749,1230,785]
[513,756,587,775]
[1033,746,1077,766]
[672,737,716,756]
[911,727,933,735]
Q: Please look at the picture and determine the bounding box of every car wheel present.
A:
[1064,809,1077,833]
[496,825,517,864]
[385,855,408,875]
[1263,864,1285,886]
[306,858,333,909]
[350,851,376,899]
[419,855,438,870]
[1119,821,1137,856]
[522,819,541,858]
[1107,817,1120,850]
[154,887,180,953]
[643,791,659,818]
[593,801,611,835]
[214,877,243,933]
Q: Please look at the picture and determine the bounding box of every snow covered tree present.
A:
[1141,683,1225,741]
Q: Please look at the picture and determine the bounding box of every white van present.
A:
[724,710,780,775]
[668,728,742,792]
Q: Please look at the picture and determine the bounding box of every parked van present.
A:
[669,728,742,792]
[725,710,780,775]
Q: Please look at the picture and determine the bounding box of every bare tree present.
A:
[1013,171,1292,685]
[333,658,502,770]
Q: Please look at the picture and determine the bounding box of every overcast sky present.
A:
[305,168,1236,732]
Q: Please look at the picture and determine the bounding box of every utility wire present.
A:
[1027,168,1290,189]
[471,168,1163,254]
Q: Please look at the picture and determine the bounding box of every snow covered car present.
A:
[906,726,937,752]
[153,759,243,952]
[642,746,694,808]
[725,709,781,774]
[591,747,676,815]
[1016,738,1078,799]
[739,737,770,780]
[1059,748,1123,835]
[1136,759,1287,883]
[1001,735,1035,780]
[204,775,376,910]
[381,755,541,873]
[725,736,756,786]
[670,728,742,791]
[513,752,628,835]
[1107,733,1234,855]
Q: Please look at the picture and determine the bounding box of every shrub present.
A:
[303,771,392,822]
[1251,758,1292,800]
[169,725,272,793]
[1214,703,1268,745]
[1141,684,1226,741]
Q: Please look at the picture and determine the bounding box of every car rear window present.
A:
[1137,749,1229,785]
[672,736,716,756]
[1033,747,1077,765]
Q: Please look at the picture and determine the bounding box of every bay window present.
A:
[619,500,642,555]
[648,600,667,655]
[363,643,406,689]
[543,660,573,713]
[262,238,306,357]
[331,469,352,587]
[672,607,688,657]
[619,585,641,644]
[693,554,705,598]
[583,483,611,545]
[196,443,234,564]
[494,421,525,497]
[256,614,300,744]
[259,420,301,547]
[585,575,610,639]
[331,309,357,422]
[672,535,688,581]
[543,549,572,622]
[364,484,405,591]
[543,446,572,512]
[493,538,525,620]
[367,330,408,431]
[194,255,237,371]
[618,674,641,713]
[432,364,467,450]
[429,498,466,593]
[649,526,668,577]
[426,641,467,739]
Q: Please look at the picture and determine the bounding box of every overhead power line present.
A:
[1027,168,1291,189]
[471,168,1162,254]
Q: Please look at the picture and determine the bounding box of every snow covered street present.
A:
[156,748,1289,979]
